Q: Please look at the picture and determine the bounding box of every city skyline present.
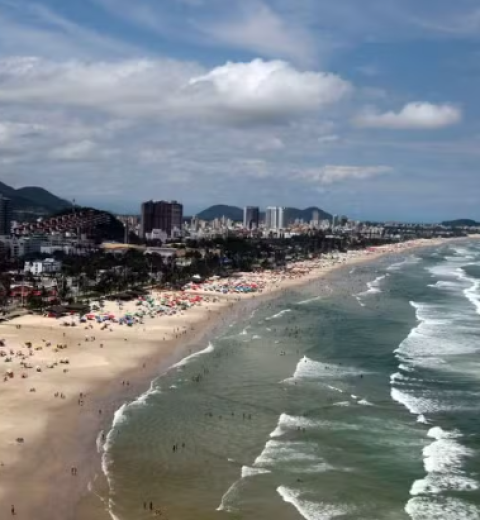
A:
[0,1,479,222]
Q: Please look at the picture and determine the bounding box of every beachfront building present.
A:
[243,206,260,230]
[0,195,12,235]
[265,207,285,230]
[24,258,63,276]
[140,200,183,239]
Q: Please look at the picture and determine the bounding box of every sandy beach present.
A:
[0,237,468,520]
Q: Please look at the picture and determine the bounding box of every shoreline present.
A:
[0,237,475,520]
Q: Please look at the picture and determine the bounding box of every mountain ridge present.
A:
[0,181,71,217]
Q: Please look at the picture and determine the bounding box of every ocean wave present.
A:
[406,425,479,520]
[354,295,366,307]
[358,399,374,406]
[241,466,271,478]
[217,480,241,513]
[406,496,480,520]
[463,272,480,316]
[289,356,367,382]
[394,301,480,370]
[266,309,292,320]
[297,296,323,305]
[277,486,350,520]
[356,274,386,298]
[171,342,215,369]
[254,440,318,467]
[387,256,422,272]
[270,414,323,438]
[101,402,129,493]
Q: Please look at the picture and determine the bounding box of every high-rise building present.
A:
[243,206,260,230]
[266,207,285,230]
[0,196,12,236]
[332,214,338,230]
[140,200,183,238]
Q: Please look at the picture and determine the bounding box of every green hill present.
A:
[0,181,71,217]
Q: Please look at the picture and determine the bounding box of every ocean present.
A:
[94,241,480,520]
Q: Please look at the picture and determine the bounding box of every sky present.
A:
[0,0,479,221]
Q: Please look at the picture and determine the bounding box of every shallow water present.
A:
[96,242,480,520]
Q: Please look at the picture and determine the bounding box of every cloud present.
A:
[0,121,46,146]
[199,1,316,64]
[255,136,285,151]
[48,140,118,161]
[0,57,351,124]
[354,102,462,130]
[296,165,393,184]
[0,1,143,59]
[189,59,352,122]
[318,134,340,144]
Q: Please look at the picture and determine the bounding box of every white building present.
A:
[145,229,169,243]
[265,207,285,230]
[24,258,63,276]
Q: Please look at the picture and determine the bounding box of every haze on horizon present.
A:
[0,0,478,222]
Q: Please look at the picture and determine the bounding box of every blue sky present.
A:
[0,0,478,221]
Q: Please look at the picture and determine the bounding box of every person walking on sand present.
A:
[11,504,15,515]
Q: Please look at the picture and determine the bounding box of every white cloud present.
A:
[354,102,462,130]
[49,140,97,160]
[297,165,393,184]
[189,59,352,122]
[0,1,143,59]
[0,121,46,145]
[200,1,316,64]
[49,140,117,161]
[255,136,285,151]
[318,134,340,144]
[0,57,351,124]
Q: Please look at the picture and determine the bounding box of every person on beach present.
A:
[11,504,15,515]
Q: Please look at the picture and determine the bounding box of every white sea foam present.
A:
[266,309,292,320]
[417,415,429,425]
[277,486,350,520]
[270,414,322,438]
[326,385,344,393]
[387,256,422,272]
[332,401,351,407]
[406,496,480,520]
[358,399,373,406]
[393,300,480,374]
[217,481,241,512]
[101,403,129,492]
[252,335,261,340]
[254,440,318,467]
[96,430,105,453]
[289,356,366,382]
[130,381,161,407]
[171,342,215,369]
[241,466,271,478]
[463,273,480,316]
[407,425,479,510]
[298,296,323,305]
[354,296,366,307]
[357,274,386,297]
